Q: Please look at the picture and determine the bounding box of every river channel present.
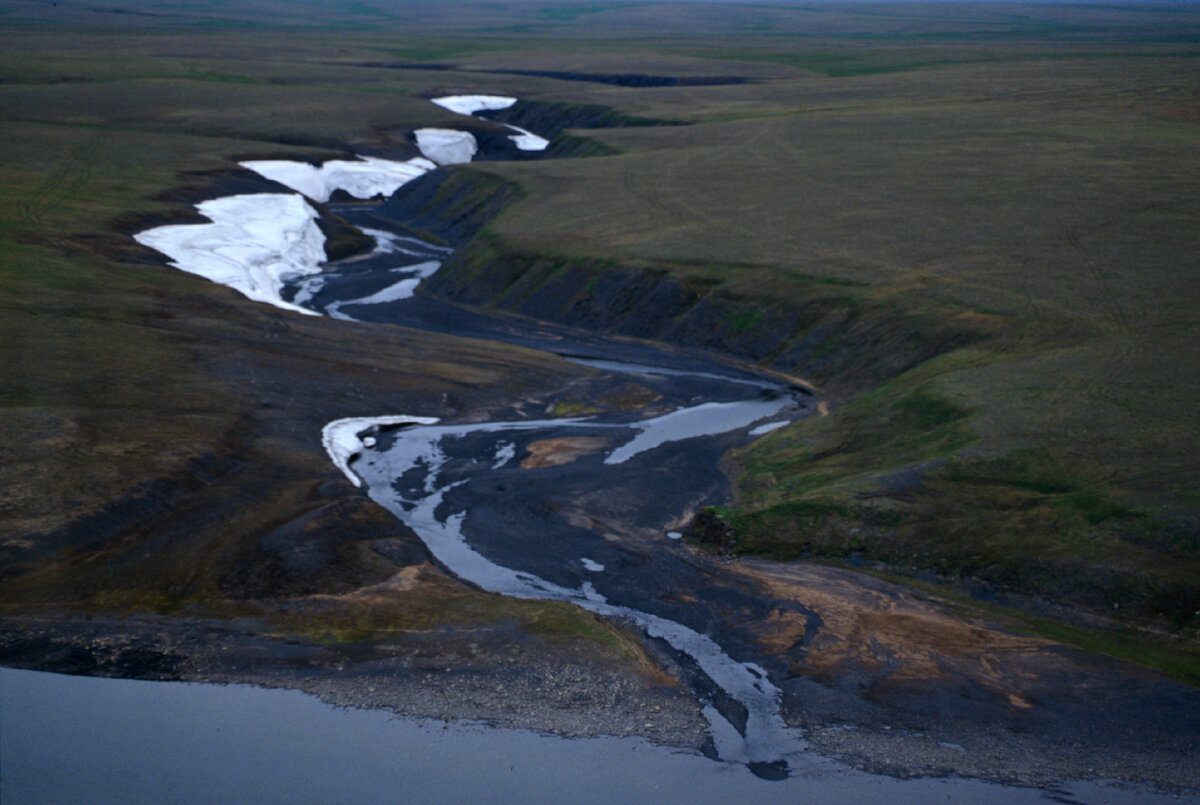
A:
[16,95,1186,801]
[133,94,817,777]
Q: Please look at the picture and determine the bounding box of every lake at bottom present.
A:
[0,667,1184,804]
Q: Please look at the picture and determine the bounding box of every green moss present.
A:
[550,398,600,417]
[895,386,967,432]
[731,409,1200,631]
[724,308,764,335]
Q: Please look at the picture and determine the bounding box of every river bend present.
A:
[135,95,813,777]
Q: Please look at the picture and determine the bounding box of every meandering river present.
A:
[23,95,1176,800]
[134,95,818,774]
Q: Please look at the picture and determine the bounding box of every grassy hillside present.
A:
[1,2,1198,673]
[0,21,630,654]
[390,6,1200,646]
[469,48,1200,631]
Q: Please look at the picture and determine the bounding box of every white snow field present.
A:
[322,415,440,488]
[431,95,549,151]
[133,193,327,315]
[239,155,436,203]
[414,128,478,165]
[430,94,517,116]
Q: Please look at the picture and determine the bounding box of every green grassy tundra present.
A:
[1,1,1198,681]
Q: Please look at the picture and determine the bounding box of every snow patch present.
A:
[429,95,549,152]
[430,95,517,116]
[415,128,478,165]
[240,155,436,203]
[581,558,605,572]
[134,193,326,315]
[749,421,788,436]
[504,123,550,152]
[322,415,439,487]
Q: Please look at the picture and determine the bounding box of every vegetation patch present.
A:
[862,569,1200,688]
[726,379,1200,633]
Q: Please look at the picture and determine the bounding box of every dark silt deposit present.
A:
[5,96,1200,798]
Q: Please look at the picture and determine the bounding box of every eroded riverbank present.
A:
[5,92,1200,796]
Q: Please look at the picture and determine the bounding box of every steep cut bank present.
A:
[386,169,986,397]
[383,164,1200,662]
[472,99,683,152]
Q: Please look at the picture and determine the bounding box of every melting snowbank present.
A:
[431,94,550,152]
[137,99,548,316]
[133,193,326,315]
[240,155,436,203]
[414,128,478,165]
[504,124,550,152]
[431,95,517,116]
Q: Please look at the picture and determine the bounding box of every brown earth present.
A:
[520,436,612,469]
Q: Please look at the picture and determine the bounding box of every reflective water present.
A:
[3,668,1176,805]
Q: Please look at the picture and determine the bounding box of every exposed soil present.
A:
[0,612,708,747]
[519,436,611,469]
[729,559,1200,790]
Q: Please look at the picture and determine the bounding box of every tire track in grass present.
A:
[668,117,787,246]
[1050,219,1144,485]
[1062,197,1200,491]
[617,149,694,244]
[16,128,107,249]
[1065,224,1130,334]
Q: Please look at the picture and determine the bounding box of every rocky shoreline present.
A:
[5,581,1200,795]
[0,612,709,749]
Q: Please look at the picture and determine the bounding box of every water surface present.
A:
[4,668,1173,805]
